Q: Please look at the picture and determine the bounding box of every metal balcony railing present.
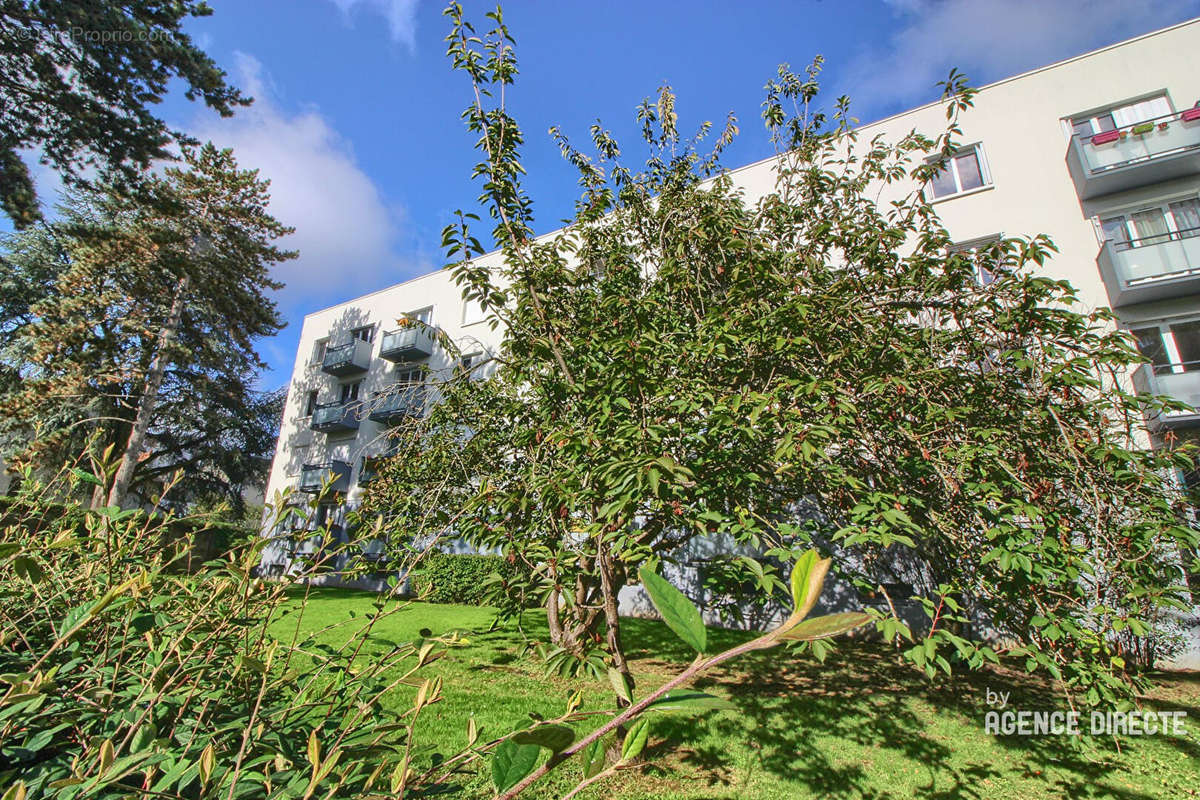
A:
[379,325,435,362]
[321,337,372,376]
[1066,108,1200,199]
[1132,361,1200,430]
[298,460,352,493]
[310,401,360,433]
[367,386,426,424]
[1097,226,1200,307]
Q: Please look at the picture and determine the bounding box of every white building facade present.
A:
[261,19,1200,660]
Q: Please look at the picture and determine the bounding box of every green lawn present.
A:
[270,588,1200,799]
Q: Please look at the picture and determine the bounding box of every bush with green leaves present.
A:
[1,462,871,800]
[0,465,453,799]
[363,2,1200,714]
[412,552,532,608]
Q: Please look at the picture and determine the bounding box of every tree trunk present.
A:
[103,275,188,509]
[598,541,634,703]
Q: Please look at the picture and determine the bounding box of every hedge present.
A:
[411,552,529,606]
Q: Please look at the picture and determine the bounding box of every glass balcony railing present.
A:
[367,386,426,424]
[321,337,372,376]
[310,401,360,433]
[1067,109,1200,199]
[1097,227,1200,307]
[1132,362,1200,430]
[298,461,352,493]
[379,325,435,362]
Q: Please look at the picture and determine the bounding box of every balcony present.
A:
[1066,109,1200,200]
[1097,228,1200,307]
[367,386,426,424]
[310,401,360,434]
[321,338,372,376]
[379,325,435,362]
[298,461,352,494]
[1132,363,1200,430]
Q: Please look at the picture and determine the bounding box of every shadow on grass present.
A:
[617,617,1200,799]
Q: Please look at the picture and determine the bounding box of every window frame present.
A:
[311,338,329,365]
[350,324,375,343]
[1099,195,1200,251]
[949,233,1004,286]
[1128,318,1200,375]
[405,306,433,326]
[925,143,993,201]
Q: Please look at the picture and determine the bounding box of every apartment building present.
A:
[261,20,1200,658]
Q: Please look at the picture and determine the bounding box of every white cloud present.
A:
[842,0,1200,111]
[186,52,416,307]
[325,0,419,51]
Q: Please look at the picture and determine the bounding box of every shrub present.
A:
[0,466,445,799]
[412,552,530,607]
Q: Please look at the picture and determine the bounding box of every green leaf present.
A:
[512,723,575,752]
[491,738,540,793]
[12,556,42,583]
[645,690,736,714]
[638,566,707,653]
[620,717,651,761]
[608,667,632,704]
[581,734,611,779]
[778,611,872,641]
[70,467,103,486]
[789,549,831,621]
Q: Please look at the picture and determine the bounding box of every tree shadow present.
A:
[623,626,1200,799]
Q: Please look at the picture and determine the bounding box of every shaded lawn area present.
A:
[270,587,1200,799]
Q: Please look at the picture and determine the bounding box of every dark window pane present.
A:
[929,164,958,198]
[1101,216,1130,248]
[1171,321,1200,371]
[1096,113,1116,132]
[955,150,984,191]
[1132,327,1170,373]
[1072,119,1094,138]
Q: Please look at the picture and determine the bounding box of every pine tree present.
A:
[0,144,295,508]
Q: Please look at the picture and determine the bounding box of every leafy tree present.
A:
[366,3,1198,709]
[0,0,249,227]
[0,144,294,509]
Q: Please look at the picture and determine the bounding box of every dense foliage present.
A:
[363,4,1200,710]
[413,552,532,608]
[0,0,249,227]
[0,144,293,510]
[0,466,453,799]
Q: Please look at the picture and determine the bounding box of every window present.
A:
[949,234,1003,286]
[405,306,433,326]
[339,381,361,403]
[350,324,374,343]
[395,367,423,385]
[1072,95,1171,137]
[463,298,486,325]
[927,145,990,199]
[311,338,329,365]
[1131,320,1200,375]
[303,390,318,417]
[1100,197,1200,250]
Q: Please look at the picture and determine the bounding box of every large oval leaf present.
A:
[638,566,706,653]
[620,717,651,762]
[580,733,611,779]
[789,549,831,622]
[645,690,736,714]
[512,723,575,752]
[491,739,540,793]
[779,611,871,641]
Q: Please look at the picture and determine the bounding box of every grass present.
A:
[270,587,1200,799]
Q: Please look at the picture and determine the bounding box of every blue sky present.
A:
[30,0,1200,386]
